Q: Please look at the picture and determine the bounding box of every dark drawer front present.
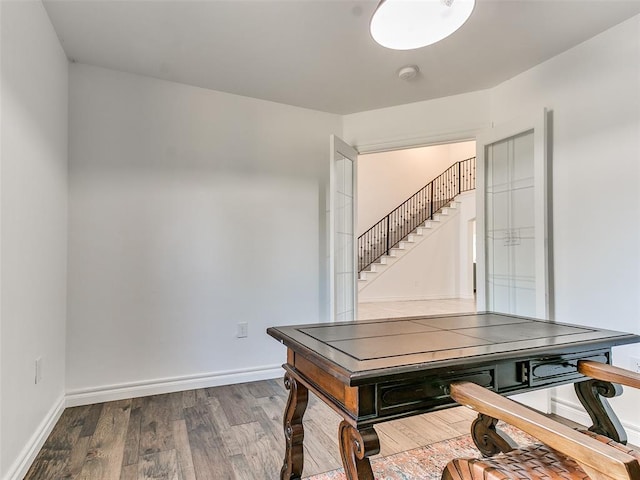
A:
[377,369,494,416]
[528,350,609,387]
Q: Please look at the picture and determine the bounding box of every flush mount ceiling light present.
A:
[370,0,476,50]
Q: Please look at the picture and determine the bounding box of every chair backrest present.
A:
[449,381,640,480]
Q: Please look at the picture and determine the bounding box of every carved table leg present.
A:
[281,373,309,480]
[575,379,626,444]
[471,413,518,457]
[338,421,380,480]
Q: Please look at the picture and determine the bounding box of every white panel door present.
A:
[329,135,358,322]
[476,111,550,320]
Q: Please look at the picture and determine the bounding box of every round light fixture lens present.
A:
[370,0,475,50]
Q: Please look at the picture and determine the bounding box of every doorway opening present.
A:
[356,140,477,320]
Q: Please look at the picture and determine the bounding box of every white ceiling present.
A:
[43,0,640,115]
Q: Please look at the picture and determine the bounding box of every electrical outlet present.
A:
[237,322,248,338]
[35,357,42,384]
[631,357,640,373]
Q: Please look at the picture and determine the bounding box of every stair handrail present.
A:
[358,156,476,273]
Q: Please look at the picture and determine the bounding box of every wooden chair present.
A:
[442,361,640,480]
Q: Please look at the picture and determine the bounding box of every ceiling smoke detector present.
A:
[398,65,420,81]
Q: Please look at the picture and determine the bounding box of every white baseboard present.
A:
[359,294,474,303]
[551,396,640,447]
[460,293,476,300]
[3,395,65,480]
[65,364,284,407]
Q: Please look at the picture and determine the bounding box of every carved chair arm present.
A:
[578,360,640,389]
[449,381,640,480]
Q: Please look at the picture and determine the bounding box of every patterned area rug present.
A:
[305,424,536,480]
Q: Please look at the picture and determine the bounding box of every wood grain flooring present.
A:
[25,378,477,479]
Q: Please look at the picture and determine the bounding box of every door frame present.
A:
[329,135,359,322]
[346,134,482,316]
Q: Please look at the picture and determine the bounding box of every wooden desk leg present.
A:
[471,413,517,457]
[281,372,309,480]
[338,421,380,480]
[575,379,627,444]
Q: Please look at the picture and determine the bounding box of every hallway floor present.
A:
[357,297,477,320]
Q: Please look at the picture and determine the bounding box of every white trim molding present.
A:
[551,396,640,447]
[65,364,284,408]
[353,123,485,155]
[3,395,65,480]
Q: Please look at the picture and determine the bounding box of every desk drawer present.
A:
[527,350,608,387]
[377,369,494,415]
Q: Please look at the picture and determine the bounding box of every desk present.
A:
[267,313,640,480]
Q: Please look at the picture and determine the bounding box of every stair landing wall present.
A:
[359,191,476,303]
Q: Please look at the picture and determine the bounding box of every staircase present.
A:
[358,157,476,288]
[358,201,461,288]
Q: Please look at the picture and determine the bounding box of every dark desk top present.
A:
[267,313,640,385]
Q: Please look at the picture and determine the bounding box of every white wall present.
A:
[0,1,68,479]
[346,14,640,443]
[343,89,491,152]
[357,142,475,235]
[488,15,640,442]
[67,65,341,401]
[359,191,476,302]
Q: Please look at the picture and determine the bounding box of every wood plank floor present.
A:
[25,378,477,480]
